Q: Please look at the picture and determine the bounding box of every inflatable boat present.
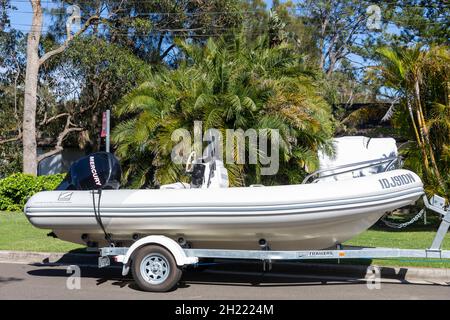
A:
[24,149,424,250]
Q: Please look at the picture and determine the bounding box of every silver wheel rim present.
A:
[140,253,171,285]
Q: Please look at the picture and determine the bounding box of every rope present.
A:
[92,189,113,246]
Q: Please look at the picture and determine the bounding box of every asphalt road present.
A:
[0,262,449,300]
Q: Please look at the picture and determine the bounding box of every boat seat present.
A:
[208,160,229,188]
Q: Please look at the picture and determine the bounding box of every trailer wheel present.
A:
[132,245,182,292]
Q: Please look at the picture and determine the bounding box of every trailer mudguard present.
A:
[121,235,198,276]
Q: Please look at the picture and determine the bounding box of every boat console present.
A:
[161,151,229,189]
[186,151,229,189]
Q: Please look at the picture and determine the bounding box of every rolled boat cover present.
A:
[318,136,398,181]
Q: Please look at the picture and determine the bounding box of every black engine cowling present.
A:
[56,152,121,190]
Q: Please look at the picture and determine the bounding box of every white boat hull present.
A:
[25,169,424,250]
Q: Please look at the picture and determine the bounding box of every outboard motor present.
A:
[56,152,121,190]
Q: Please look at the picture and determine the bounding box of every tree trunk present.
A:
[22,2,102,175]
[414,79,447,193]
[406,96,429,174]
[22,0,42,175]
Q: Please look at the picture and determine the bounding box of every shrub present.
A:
[0,173,65,212]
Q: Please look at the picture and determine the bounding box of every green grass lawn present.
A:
[1,211,449,268]
[344,229,450,268]
[0,211,83,253]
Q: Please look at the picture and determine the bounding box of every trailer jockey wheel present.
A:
[132,245,182,292]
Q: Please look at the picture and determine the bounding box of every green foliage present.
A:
[0,82,22,177]
[382,0,449,47]
[2,0,446,190]
[0,28,25,177]
[0,173,65,211]
[376,44,450,198]
[113,34,335,187]
[35,37,152,152]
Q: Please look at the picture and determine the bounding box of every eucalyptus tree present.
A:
[49,0,243,65]
[22,0,110,175]
[382,0,449,47]
[297,0,374,77]
[0,0,11,31]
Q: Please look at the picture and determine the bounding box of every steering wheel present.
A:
[185,151,196,173]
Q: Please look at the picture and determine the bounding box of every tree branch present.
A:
[39,112,70,126]
[38,15,100,66]
[37,115,83,162]
[0,132,22,145]
[160,44,175,61]
[38,0,126,66]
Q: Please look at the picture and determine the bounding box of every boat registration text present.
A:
[379,173,415,189]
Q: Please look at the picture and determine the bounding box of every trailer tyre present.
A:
[132,245,182,292]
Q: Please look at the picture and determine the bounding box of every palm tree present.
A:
[376,45,450,197]
[112,34,334,188]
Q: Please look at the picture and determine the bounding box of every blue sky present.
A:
[9,1,34,31]
[10,0,87,32]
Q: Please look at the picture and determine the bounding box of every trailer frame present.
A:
[96,194,450,291]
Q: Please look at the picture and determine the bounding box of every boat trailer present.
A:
[97,194,450,292]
